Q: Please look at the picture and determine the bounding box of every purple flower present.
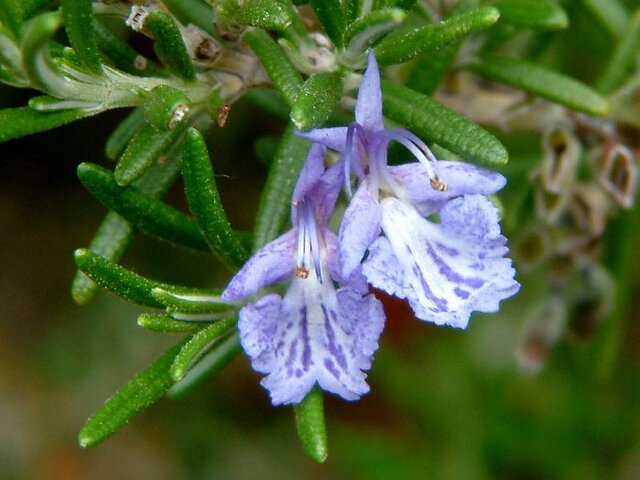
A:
[222,144,385,405]
[298,52,519,328]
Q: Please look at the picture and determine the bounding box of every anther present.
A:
[430,176,448,191]
[295,266,309,279]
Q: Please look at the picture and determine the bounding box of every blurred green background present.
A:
[2,7,640,477]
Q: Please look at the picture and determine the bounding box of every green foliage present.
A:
[61,0,103,75]
[294,388,328,463]
[467,55,610,116]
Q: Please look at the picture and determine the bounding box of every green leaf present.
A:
[467,54,610,116]
[382,81,509,165]
[343,8,406,61]
[581,0,628,39]
[244,29,303,107]
[74,248,177,307]
[294,387,328,463]
[596,10,640,94]
[73,148,183,304]
[105,108,146,161]
[494,0,568,30]
[0,105,89,144]
[151,287,231,316]
[71,212,134,304]
[77,163,210,252]
[146,10,196,81]
[138,313,207,333]
[93,18,149,75]
[291,71,343,130]
[61,0,103,74]
[114,122,184,186]
[374,7,500,66]
[0,0,23,40]
[170,318,237,381]
[21,11,62,90]
[182,128,249,267]
[343,0,360,23]
[161,0,216,37]
[253,123,310,249]
[78,338,189,448]
[234,0,294,32]
[309,0,345,47]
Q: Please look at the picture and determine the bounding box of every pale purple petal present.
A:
[338,181,382,279]
[296,127,349,152]
[355,51,384,133]
[364,196,519,329]
[314,160,344,225]
[292,143,326,204]
[325,229,369,293]
[222,229,297,302]
[390,161,506,216]
[240,275,384,405]
[238,293,281,373]
[362,236,408,299]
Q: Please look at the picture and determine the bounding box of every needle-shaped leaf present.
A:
[146,10,196,81]
[309,0,345,47]
[244,29,303,107]
[78,338,189,448]
[233,0,294,33]
[374,7,500,65]
[61,0,103,74]
[168,333,241,399]
[78,163,210,252]
[0,105,89,144]
[72,148,183,304]
[75,248,178,307]
[72,212,134,304]
[253,123,310,249]
[596,10,640,94]
[114,122,184,186]
[581,0,628,39]
[294,387,328,463]
[291,71,343,130]
[93,18,150,75]
[21,11,62,90]
[170,318,237,381]
[0,0,23,40]
[382,81,509,165]
[467,54,610,116]
[161,0,216,37]
[138,313,206,333]
[105,108,146,161]
[182,128,249,267]
[343,8,406,60]
[151,288,231,315]
[494,0,568,30]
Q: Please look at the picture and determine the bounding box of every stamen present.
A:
[294,199,324,283]
[382,129,445,190]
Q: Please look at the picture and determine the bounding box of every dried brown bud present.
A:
[592,144,637,209]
